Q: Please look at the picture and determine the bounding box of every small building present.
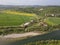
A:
[45,14,55,17]
[20,22,30,28]
[23,22,30,27]
[40,22,48,27]
[39,8,44,11]
[45,14,60,17]
[56,14,60,17]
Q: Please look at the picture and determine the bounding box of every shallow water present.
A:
[7,30,60,45]
[2,30,60,45]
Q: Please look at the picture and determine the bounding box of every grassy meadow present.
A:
[0,11,36,26]
[45,17,60,25]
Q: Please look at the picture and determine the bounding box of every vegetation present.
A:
[0,6,60,35]
[0,6,60,45]
[24,40,60,45]
[0,12,36,26]
[45,17,60,25]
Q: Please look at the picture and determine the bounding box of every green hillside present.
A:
[0,13,36,26]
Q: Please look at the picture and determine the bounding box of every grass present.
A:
[3,10,36,16]
[45,17,60,25]
[0,13,36,26]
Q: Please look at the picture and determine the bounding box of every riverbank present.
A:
[0,32,46,39]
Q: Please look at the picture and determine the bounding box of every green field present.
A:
[0,13,36,26]
[45,17,60,25]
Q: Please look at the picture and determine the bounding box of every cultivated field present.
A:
[0,11,36,26]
